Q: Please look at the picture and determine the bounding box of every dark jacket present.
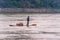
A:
[27,16,29,21]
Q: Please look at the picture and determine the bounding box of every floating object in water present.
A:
[16,23,23,26]
[9,25,14,26]
[9,16,37,27]
[31,24,37,26]
[9,23,37,27]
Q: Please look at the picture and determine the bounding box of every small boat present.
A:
[9,23,37,27]
[9,16,37,27]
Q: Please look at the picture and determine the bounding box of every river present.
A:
[0,13,60,40]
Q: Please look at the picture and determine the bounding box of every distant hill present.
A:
[0,0,60,8]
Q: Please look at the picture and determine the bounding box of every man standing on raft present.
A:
[27,16,30,27]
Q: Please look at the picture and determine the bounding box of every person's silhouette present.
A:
[27,16,30,27]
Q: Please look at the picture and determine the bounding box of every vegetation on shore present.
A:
[0,0,60,8]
